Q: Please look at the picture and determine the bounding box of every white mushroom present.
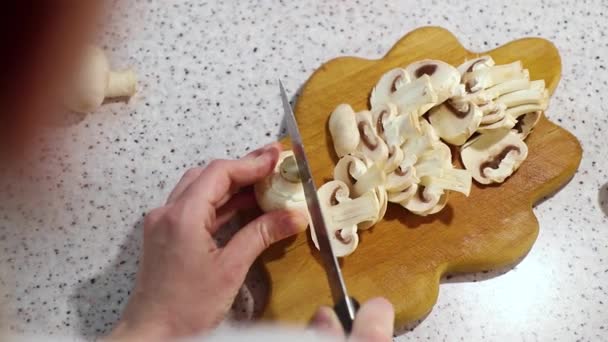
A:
[462,61,526,93]
[512,111,541,139]
[333,156,385,197]
[355,110,389,165]
[428,99,483,145]
[65,45,137,113]
[405,59,464,105]
[460,130,529,184]
[370,68,410,109]
[254,151,306,213]
[400,185,446,216]
[389,74,438,116]
[329,104,360,157]
[387,183,418,203]
[309,180,380,257]
[457,55,495,75]
[381,110,421,147]
[371,102,409,168]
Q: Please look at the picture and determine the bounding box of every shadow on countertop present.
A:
[68,219,143,339]
[599,183,608,217]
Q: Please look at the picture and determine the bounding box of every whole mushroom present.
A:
[254,150,307,213]
[65,45,137,113]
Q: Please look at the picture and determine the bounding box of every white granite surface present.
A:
[0,0,607,340]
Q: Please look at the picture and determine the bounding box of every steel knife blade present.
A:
[278,80,358,331]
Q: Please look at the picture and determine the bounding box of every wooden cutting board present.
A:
[259,26,582,330]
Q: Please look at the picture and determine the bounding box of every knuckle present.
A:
[182,167,202,180]
[207,159,229,171]
[144,208,164,228]
[255,220,274,250]
[161,204,186,228]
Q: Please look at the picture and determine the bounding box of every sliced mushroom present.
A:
[360,186,388,230]
[460,130,529,184]
[387,183,418,203]
[355,110,389,165]
[386,164,416,193]
[478,102,507,125]
[462,61,525,93]
[371,102,398,142]
[400,185,445,216]
[309,180,381,257]
[382,110,421,147]
[254,151,306,213]
[405,59,464,104]
[512,111,541,139]
[428,99,483,145]
[370,68,410,109]
[457,55,495,75]
[329,104,360,157]
[389,74,438,116]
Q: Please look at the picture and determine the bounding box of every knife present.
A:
[278,80,359,332]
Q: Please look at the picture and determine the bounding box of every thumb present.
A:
[350,297,394,342]
[220,209,308,275]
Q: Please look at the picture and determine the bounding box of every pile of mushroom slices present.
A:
[254,56,549,257]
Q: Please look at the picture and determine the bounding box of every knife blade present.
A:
[278,80,359,332]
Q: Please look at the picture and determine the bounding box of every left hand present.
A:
[108,142,308,341]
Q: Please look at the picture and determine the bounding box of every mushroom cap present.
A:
[405,59,463,104]
[386,165,416,192]
[333,155,369,192]
[329,104,360,157]
[254,151,306,212]
[355,110,389,165]
[513,111,542,140]
[66,45,111,113]
[370,68,410,109]
[371,102,398,142]
[460,129,529,184]
[428,100,483,146]
[311,180,381,257]
[388,183,418,203]
[401,185,444,216]
[457,56,495,75]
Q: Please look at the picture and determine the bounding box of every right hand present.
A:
[310,297,394,341]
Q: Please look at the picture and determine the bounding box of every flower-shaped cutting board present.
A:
[259,26,582,329]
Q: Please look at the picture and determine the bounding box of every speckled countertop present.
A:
[0,0,607,341]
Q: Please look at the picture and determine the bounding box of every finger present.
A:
[220,209,308,276]
[166,167,205,204]
[309,306,344,338]
[210,190,258,233]
[165,143,280,204]
[351,297,394,342]
[180,142,281,213]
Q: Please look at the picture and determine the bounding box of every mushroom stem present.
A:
[463,61,524,92]
[279,155,301,183]
[390,75,438,115]
[352,164,385,197]
[327,191,380,228]
[106,70,137,98]
[496,88,548,108]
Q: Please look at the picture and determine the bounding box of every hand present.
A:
[109,142,308,341]
[310,297,395,341]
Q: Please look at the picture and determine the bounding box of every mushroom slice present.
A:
[405,59,463,104]
[329,104,360,157]
[421,168,472,197]
[477,115,518,134]
[428,100,483,146]
[457,55,495,75]
[481,77,531,100]
[496,87,549,108]
[370,68,410,109]
[479,102,507,125]
[254,151,306,213]
[310,181,380,257]
[333,155,385,197]
[382,110,421,147]
[360,186,388,230]
[386,164,416,193]
[384,144,405,173]
[389,74,438,116]
[387,183,418,203]
[371,102,398,142]
[513,111,542,140]
[400,185,444,216]
[460,130,529,184]
[462,61,525,93]
[355,110,389,165]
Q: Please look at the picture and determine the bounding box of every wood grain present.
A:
[259,26,582,329]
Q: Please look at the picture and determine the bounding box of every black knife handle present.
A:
[333,296,360,333]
